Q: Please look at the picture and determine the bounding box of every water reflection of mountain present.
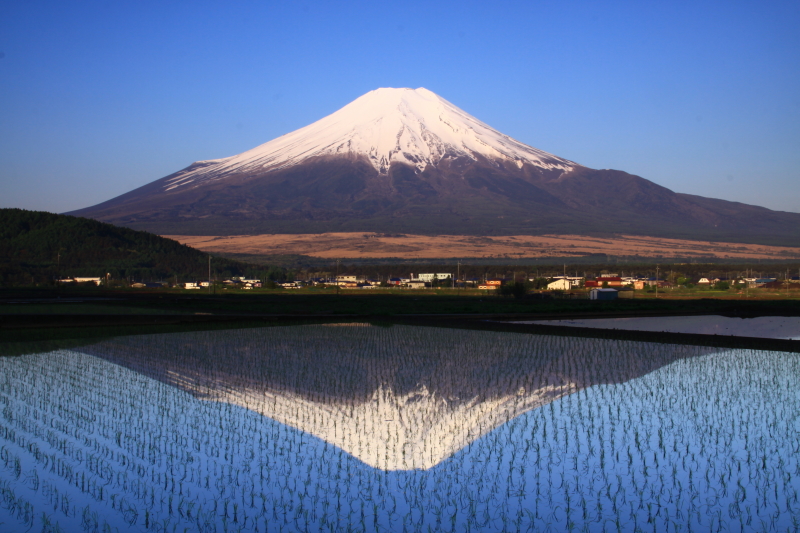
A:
[79,325,714,469]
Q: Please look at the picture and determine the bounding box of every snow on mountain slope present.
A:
[163,87,577,192]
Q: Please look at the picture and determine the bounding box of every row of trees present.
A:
[0,209,263,286]
[3,209,798,288]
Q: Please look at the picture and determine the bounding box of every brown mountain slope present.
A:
[68,155,800,246]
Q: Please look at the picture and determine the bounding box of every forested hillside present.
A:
[0,209,260,285]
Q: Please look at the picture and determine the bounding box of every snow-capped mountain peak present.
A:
[163,87,576,192]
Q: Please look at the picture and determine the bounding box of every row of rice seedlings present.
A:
[1,324,798,532]
[79,325,706,471]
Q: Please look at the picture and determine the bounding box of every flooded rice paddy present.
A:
[1,324,799,532]
[523,315,800,340]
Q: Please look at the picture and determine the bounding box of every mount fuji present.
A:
[69,88,800,245]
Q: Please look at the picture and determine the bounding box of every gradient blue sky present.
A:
[2,0,799,214]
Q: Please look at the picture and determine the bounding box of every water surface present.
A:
[1,325,798,532]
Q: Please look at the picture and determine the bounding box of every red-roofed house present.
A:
[596,276,623,287]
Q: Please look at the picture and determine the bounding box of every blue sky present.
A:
[1,0,799,214]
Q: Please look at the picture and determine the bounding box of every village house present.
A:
[131,282,164,288]
[550,276,583,287]
[336,275,364,284]
[595,276,624,287]
[59,277,103,286]
[546,278,571,291]
[417,273,452,282]
[75,277,103,285]
[753,278,777,287]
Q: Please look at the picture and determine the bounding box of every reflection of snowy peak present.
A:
[82,325,702,471]
[163,87,577,192]
[220,377,575,470]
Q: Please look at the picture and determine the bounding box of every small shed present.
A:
[589,288,618,300]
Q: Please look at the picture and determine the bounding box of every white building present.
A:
[417,273,452,282]
[58,278,103,285]
[336,275,364,283]
[548,276,583,287]
[73,277,102,286]
[547,278,571,291]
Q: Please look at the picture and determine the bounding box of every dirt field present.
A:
[163,233,800,260]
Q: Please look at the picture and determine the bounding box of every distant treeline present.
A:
[2,209,797,287]
[0,209,292,285]
[293,262,800,282]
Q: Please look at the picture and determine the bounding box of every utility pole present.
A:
[336,259,340,295]
[656,265,660,299]
[208,255,212,295]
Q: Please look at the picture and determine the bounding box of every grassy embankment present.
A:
[2,284,799,315]
[1,286,798,355]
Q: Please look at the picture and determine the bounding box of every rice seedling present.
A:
[0,324,798,531]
